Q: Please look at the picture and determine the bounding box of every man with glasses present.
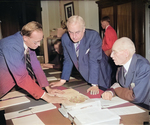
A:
[0,21,66,103]
[50,15,112,95]
[102,37,150,107]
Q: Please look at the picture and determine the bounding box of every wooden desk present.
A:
[4,69,149,125]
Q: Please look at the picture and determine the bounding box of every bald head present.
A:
[113,37,136,56]
[111,37,136,65]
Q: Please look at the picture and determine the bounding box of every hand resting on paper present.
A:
[41,93,67,104]
[101,91,113,100]
[45,86,64,96]
[87,86,99,95]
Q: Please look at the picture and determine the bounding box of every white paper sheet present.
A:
[5,103,56,120]
[30,103,56,113]
[0,97,30,109]
[5,110,32,120]
[100,96,128,108]
[46,76,58,81]
[12,114,45,125]
[1,91,25,100]
[109,105,145,116]
[48,71,61,75]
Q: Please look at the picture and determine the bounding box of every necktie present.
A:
[76,42,80,58]
[26,49,37,81]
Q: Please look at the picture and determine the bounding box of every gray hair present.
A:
[67,15,85,29]
[114,37,136,56]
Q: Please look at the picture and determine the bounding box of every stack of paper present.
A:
[72,108,120,125]
[59,98,101,118]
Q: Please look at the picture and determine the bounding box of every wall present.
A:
[41,0,99,63]
[145,3,150,62]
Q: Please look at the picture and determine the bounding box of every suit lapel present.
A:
[124,54,137,87]
[78,37,87,62]
[67,41,78,69]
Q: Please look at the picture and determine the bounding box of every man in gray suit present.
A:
[102,37,150,106]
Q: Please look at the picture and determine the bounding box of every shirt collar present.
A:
[123,57,132,73]
[24,42,28,54]
[105,25,110,30]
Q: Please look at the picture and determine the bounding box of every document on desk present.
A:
[100,96,128,108]
[30,103,56,113]
[48,71,61,75]
[12,114,45,125]
[5,103,56,120]
[109,105,145,116]
[47,76,58,81]
[5,109,32,120]
[0,91,25,100]
[0,97,30,109]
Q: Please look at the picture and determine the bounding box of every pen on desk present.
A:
[18,108,32,113]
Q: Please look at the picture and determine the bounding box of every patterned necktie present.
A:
[26,49,37,81]
[76,42,80,58]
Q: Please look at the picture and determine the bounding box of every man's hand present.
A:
[50,79,66,88]
[45,86,64,96]
[87,86,99,95]
[41,93,67,104]
[101,91,113,100]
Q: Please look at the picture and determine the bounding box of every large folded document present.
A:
[72,108,120,125]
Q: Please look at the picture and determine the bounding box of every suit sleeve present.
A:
[30,50,49,87]
[88,32,102,84]
[3,45,44,99]
[61,34,74,80]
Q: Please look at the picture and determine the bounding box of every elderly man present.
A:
[102,37,150,106]
[0,21,66,103]
[50,15,112,95]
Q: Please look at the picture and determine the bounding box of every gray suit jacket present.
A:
[117,54,150,105]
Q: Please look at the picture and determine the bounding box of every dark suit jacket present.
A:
[116,54,150,105]
[61,29,112,89]
[0,32,49,99]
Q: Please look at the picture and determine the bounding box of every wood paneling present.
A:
[96,0,147,57]
[117,3,132,38]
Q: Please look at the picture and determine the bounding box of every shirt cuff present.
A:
[110,83,121,89]
[41,92,46,98]
[92,84,98,86]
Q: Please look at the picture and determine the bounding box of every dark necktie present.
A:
[26,49,37,81]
